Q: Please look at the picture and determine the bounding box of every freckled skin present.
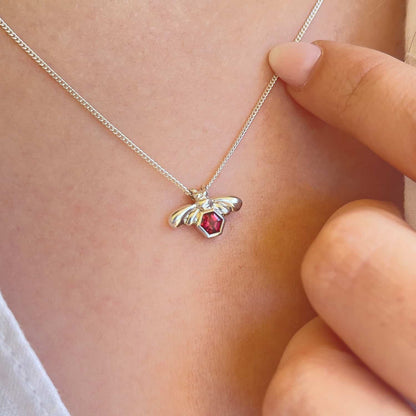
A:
[0,1,405,415]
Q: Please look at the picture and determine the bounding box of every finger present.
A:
[263,318,414,416]
[268,41,416,181]
[301,199,416,404]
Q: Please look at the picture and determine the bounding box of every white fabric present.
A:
[1,4,416,415]
[0,292,70,415]
[403,2,416,407]
[405,177,416,228]
[405,0,416,229]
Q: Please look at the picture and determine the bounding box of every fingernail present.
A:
[268,42,322,87]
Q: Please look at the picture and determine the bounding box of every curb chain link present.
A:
[0,0,323,197]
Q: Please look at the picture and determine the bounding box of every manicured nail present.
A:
[268,42,322,87]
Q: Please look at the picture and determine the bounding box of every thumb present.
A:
[268,40,416,181]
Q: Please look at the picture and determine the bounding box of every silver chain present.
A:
[0,0,324,197]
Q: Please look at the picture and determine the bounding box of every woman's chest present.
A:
[0,1,405,414]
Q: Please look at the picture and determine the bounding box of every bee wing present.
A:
[169,203,201,228]
[212,196,242,215]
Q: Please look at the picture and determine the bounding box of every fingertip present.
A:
[268,42,322,87]
[327,199,403,223]
[301,199,405,308]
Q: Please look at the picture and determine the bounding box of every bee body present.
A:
[168,188,242,238]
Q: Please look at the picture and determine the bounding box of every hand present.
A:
[263,41,416,415]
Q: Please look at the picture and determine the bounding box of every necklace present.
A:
[0,1,324,239]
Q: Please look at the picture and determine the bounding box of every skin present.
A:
[264,40,416,414]
[0,1,405,415]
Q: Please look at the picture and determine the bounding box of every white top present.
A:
[405,0,416,230]
[0,293,70,416]
[1,4,416,414]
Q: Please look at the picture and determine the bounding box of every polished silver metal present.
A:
[169,188,242,238]
[0,1,323,238]
[0,0,323,199]
[206,0,324,192]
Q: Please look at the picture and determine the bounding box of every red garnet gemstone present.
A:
[200,212,223,235]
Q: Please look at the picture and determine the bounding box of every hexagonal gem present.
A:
[200,212,223,235]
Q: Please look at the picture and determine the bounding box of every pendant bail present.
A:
[189,187,208,202]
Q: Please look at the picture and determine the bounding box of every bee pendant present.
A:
[169,188,242,238]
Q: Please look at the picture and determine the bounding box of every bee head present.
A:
[189,187,208,202]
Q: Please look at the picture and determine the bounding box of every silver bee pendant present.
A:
[169,188,242,238]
